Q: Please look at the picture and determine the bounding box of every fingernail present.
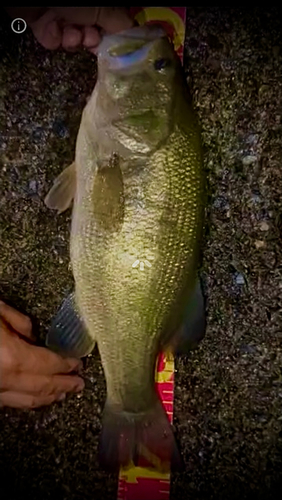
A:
[57,393,66,401]
[50,21,60,39]
[69,359,83,371]
[74,380,85,392]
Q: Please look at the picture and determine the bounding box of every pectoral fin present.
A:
[93,154,124,233]
[44,162,76,214]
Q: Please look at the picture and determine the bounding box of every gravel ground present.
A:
[0,7,282,500]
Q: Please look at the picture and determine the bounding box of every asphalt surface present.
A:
[0,7,282,500]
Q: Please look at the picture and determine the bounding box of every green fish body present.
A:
[45,25,205,471]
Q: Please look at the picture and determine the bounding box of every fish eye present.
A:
[154,58,171,71]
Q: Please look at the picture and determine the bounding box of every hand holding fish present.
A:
[5,7,134,52]
[0,301,84,409]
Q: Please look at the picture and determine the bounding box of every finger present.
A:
[31,11,62,50]
[20,344,82,375]
[52,7,134,33]
[0,391,66,409]
[0,301,33,339]
[95,7,134,34]
[51,7,102,26]
[62,26,83,50]
[88,47,99,56]
[82,26,101,50]
[3,372,84,396]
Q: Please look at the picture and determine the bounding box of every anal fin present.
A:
[172,277,206,355]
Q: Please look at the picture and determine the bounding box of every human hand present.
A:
[0,300,84,409]
[5,7,134,53]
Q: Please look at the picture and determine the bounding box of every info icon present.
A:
[11,18,27,34]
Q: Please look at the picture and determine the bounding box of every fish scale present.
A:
[74,124,202,400]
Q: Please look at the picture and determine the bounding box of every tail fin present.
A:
[98,398,183,473]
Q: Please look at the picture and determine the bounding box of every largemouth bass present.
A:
[45,25,205,472]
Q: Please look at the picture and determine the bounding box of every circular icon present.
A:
[11,18,27,34]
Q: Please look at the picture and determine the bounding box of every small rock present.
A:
[28,179,37,193]
[259,221,269,231]
[255,240,266,249]
[240,344,257,354]
[235,273,245,286]
[206,56,221,73]
[242,155,257,166]
[9,166,20,183]
[255,413,268,424]
[259,84,270,94]
[213,196,229,210]
[32,126,45,141]
[52,119,69,138]
[84,377,96,390]
[245,134,259,146]
[0,137,7,149]
[251,192,261,204]
[221,58,236,72]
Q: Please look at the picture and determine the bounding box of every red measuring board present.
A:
[118,7,187,500]
[130,7,186,61]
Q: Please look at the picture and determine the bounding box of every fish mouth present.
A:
[97,24,166,70]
